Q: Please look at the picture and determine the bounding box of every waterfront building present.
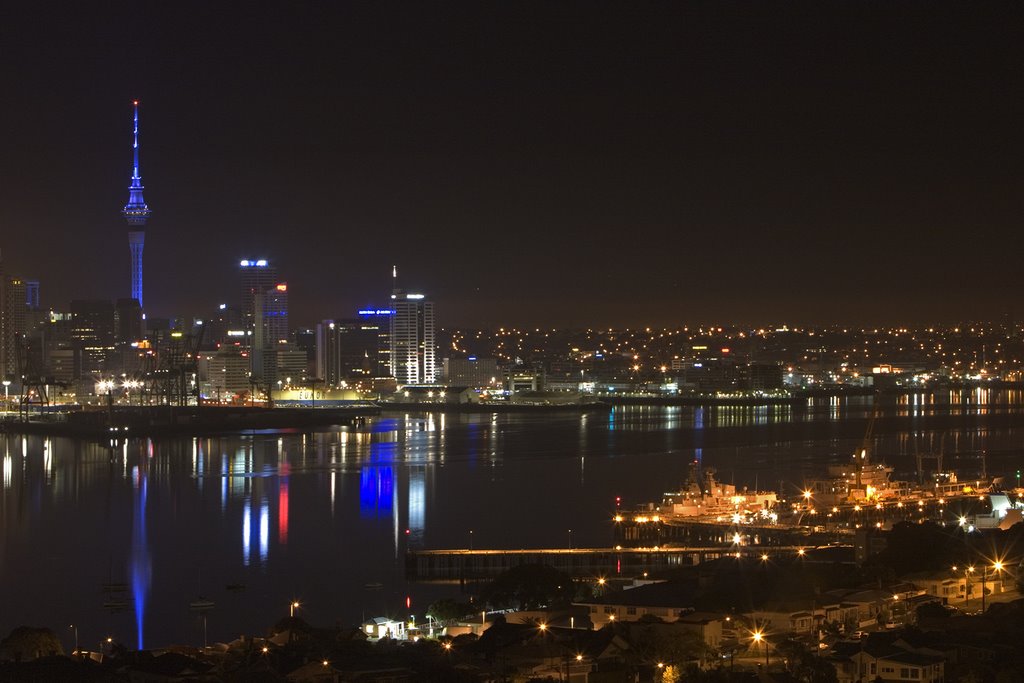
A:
[204,347,252,400]
[268,344,308,388]
[121,101,151,309]
[443,356,499,388]
[506,365,545,393]
[390,292,436,385]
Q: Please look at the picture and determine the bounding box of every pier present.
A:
[405,545,848,582]
[0,404,381,438]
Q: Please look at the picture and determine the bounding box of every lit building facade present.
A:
[389,293,436,385]
[443,356,499,388]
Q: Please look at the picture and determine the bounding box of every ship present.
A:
[636,461,779,524]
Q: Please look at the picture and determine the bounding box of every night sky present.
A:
[2,3,1022,327]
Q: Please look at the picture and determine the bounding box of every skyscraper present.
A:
[252,282,289,383]
[238,259,278,323]
[0,257,28,379]
[390,292,436,385]
[122,101,151,309]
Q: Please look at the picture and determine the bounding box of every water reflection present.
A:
[130,456,150,650]
[1,391,1024,649]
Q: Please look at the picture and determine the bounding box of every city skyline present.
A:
[2,3,1023,327]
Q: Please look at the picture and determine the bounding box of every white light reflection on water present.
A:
[259,497,269,565]
[242,499,251,567]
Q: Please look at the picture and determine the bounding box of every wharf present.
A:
[0,404,381,439]
[380,401,610,413]
[405,545,848,582]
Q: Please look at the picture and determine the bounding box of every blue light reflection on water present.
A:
[360,441,395,519]
[130,460,150,650]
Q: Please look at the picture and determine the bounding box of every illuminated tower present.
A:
[122,100,151,308]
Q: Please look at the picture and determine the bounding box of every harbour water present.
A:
[2,390,1024,651]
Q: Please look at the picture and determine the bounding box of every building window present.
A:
[604,606,616,614]
[626,607,637,615]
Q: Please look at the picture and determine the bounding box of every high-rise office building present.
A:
[252,283,288,382]
[239,259,278,322]
[0,267,27,379]
[122,101,151,309]
[390,292,436,385]
[253,284,288,349]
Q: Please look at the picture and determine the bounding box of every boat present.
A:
[636,461,779,524]
[189,598,215,612]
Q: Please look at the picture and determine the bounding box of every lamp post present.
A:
[982,561,1003,613]
[2,379,10,412]
[752,630,768,669]
[69,624,78,654]
[963,566,975,608]
[290,601,300,618]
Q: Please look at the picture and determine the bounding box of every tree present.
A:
[0,626,64,662]
[426,598,474,624]
[479,564,576,610]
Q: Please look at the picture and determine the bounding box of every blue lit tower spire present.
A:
[122,100,150,308]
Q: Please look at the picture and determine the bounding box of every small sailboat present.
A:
[190,568,215,612]
[189,598,215,612]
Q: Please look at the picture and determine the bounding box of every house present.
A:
[828,634,946,683]
[361,617,406,641]
[574,581,698,628]
[748,606,816,636]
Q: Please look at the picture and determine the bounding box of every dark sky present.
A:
[2,2,1022,327]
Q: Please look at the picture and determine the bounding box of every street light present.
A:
[752,629,768,668]
[290,601,300,618]
[982,561,1004,613]
[69,624,78,654]
[2,379,10,411]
